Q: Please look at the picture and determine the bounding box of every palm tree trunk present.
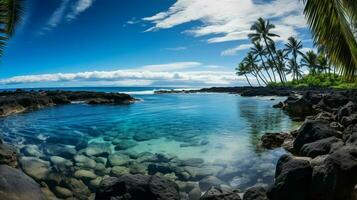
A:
[263,38,284,84]
[244,74,252,87]
[259,55,273,83]
[253,66,268,85]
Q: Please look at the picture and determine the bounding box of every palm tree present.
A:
[0,0,24,57]
[236,63,252,87]
[248,18,283,83]
[317,54,329,74]
[302,0,357,81]
[251,42,274,83]
[301,51,318,74]
[287,59,303,81]
[244,53,268,86]
[275,49,288,82]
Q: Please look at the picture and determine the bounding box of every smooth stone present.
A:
[54,186,73,198]
[200,186,241,200]
[133,134,153,142]
[0,143,18,168]
[50,156,73,171]
[189,186,202,200]
[22,145,43,158]
[44,144,77,160]
[20,157,51,180]
[111,166,130,177]
[84,143,111,157]
[63,178,91,200]
[89,177,103,189]
[0,165,46,200]
[108,152,130,166]
[95,174,180,200]
[74,169,97,181]
[41,186,59,200]
[180,158,204,167]
[74,154,97,169]
[199,176,224,191]
[113,140,137,150]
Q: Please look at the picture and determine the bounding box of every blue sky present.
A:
[0,0,313,88]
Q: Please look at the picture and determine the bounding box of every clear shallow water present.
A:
[0,87,299,191]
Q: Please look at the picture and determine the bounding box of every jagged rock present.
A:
[95,174,180,200]
[199,186,241,200]
[243,186,268,200]
[0,143,18,168]
[310,145,357,200]
[283,97,314,119]
[293,119,341,152]
[0,165,46,200]
[337,101,355,122]
[344,124,357,145]
[300,137,343,158]
[267,155,312,200]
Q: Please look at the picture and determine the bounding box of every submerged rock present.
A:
[199,176,224,191]
[0,143,18,168]
[20,157,51,181]
[54,186,73,198]
[22,145,43,158]
[95,174,180,200]
[199,186,241,200]
[108,152,131,166]
[261,133,292,149]
[243,186,268,200]
[63,178,91,200]
[84,142,112,157]
[0,164,46,200]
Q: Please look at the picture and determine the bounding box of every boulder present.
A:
[84,143,112,157]
[0,165,46,200]
[199,176,224,191]
[243,186,268,200]
[20,157,51,181]
[0,143,18,168]
[267,155,312,200]
[108,152,131,166]
[189,186,202,200]
[300,137,343,158]
[310,145,357,200]
[22,145,43,158]
[74,154,97,169]
[341,114,357,127]
[293,119,341,152]
[261,133,292,149]
[74,169,97,181]
[54,186,73,198]
[283,97,314,119]
[199,186,241,200]
[63,178,91,200]
[344,124,357,145]
[95,174,180,200]
[337,101,356,122]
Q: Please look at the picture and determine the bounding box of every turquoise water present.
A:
[0,88,298,191]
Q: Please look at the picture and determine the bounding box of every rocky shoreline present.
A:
[0,90,136,117]
[0,88,356,200]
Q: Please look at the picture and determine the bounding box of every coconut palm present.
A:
[317,54,329,74]
[244,53,268,86]
[236,63,252,87]
[302,0,357,81]
[248,18,284,83]
[301,51,319,74]
[0,0,24,57]
[250,42,274,83]
[287,59,303,81]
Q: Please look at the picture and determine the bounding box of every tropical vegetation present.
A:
[0,0,23,57]
[236,17,356,88]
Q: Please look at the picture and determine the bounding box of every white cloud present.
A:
[143,0,306,43]
[221,44,253,56]
[67,0,94,21]
[40,0,70,32]
[0,62,242,86]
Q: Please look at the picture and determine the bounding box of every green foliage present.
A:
[267,74,357,89]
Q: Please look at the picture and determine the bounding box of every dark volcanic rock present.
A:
[261,133,293,149]
[95,174,180,200]
[267,155,312,200]
[0,143,18,168]
[0,90,135,117]
[199,186,241,200]
[310,145,357,200]
[300,137,343,158]
[0,165,46,200]
[243,186,268,200]
[283,97,314,119]
[293,119,341,152]
[344,124,357,145]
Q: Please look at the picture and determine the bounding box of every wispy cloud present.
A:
[66,0,95,21]
[0,62,240,86]
[143,0,306,44]
[221,44,253,56]
[40,0,70,33]
[165,46,187,51]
